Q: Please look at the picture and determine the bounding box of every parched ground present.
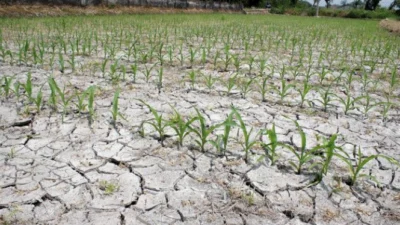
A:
[0,14,400,224]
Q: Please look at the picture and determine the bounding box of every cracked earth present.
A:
[0,14,399,225]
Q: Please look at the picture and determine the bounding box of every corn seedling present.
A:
[130,64,138,83]
[156,67,163,94]
[190,108,220,152]
[287,121,323,174]
[334,146,399,186]
[221,73,238,96]
[188,70,197,90]
[13,81,21,102]
[87,85,96,121]
[274,78,294,103]
[315,87,335,112]
[296,80,312,108]
[32,87,43,113]
[74,89,87,114]
[2,76,13,99]
[334,87,364,115]
[168,105,197,147]
[143,63,156,83]
[47,77,58,111]
[138,99,169,146]
[202,73,217,91]
[211,111,237,156]
[110,89,126,125]
[259,124,286,165]
[21,72,33,102]
[239,77,254,99]
[232,106,259,164]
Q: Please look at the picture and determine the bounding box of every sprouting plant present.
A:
[168,105,197,147]
[334,87,364,115]
[13,81,21,102]
[381,95,393,122]
[287,121,323,174]
[221,73,238,95]
[87,85,96,121]
[256,75,270,102]
[21,72,33,102]
[58,53,65,73]
[110,89,126,125]
[334,146,399,186]
[101,58,108,77]
[32,87,43,113]
[320,134,341,177]
[389,66,398,95]
[315,87,335,112]
[2,76,13,99]
[317,66,329,85]
[238,77,254,99]
[130,63,138,83]
[143,63,156,83]
[296,80,312,108]
[190,108,220,152]
[138,99,169,146]
[74,89,87,114]
[359,93,380,118]
[188,70,197,90]
[259,124,285,165]
[99,180,119,195]
[47,77,60,111]
[232,106,259,164]
[210,111,236,156]
[202,73,217,91]
[156,67,163,94]
[274,78,294,103]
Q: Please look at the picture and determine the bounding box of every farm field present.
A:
[0,13,399,224]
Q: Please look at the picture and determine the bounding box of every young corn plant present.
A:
[130,64,138,83]
[232,106,259,164]
[143,63,156,83]
[221,73,238,96]
[334,146,399,186]
[22,72,33,102]
[296,80,312,108]
[188,70,197,91]
[359,93,380,118]
[210,111,236,157]
[13,81,21,102]
[87,85,96,122]
[74,89,87,114]
[110,89,126,125]
[334,87,364,115]
[202,73,217,91]
[48,77,58,111]
[156,67,163,94]
[287,121,323,174]
[259,124,286,166]
[138,99,169,146]
[32,87,43,113]
[2,76,13,99]
[315,87,335,112]
[238,77,254,99]
[274,78,294,104]
[190,108,220,152]
[168,105,197,148]
[256,75,269,103]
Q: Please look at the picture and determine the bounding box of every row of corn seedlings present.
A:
[134,100,399,187]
